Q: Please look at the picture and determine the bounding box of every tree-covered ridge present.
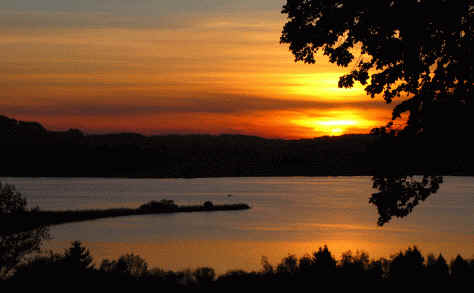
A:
[0,114,375,177]
[1,114,472,178]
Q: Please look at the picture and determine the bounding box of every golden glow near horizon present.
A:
[291,111,378,136]
[285,73,367,101]
[0,3,395,139]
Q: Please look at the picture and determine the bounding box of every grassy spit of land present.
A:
[1,200,250,234]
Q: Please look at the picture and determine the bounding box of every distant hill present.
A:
[0,115,471,177]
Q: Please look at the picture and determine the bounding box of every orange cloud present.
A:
[0,10,396,139]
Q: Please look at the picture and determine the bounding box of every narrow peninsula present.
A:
[3,199,250,234]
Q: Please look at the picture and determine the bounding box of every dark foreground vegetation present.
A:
[2,199,250,235]
[2,241,473,291]
[1,115,473,178]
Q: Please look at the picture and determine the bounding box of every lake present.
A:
[2,176,473,274]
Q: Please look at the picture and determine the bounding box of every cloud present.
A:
[1,93,393,138]
[0,2,284,31]
[0,11,199,31]
[0,0,284,15]
[0,94,392,117]
[0,1,395,138]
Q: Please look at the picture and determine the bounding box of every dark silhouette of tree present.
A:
[339,250,374,284]
[340,250,370,271]
[100,253,148,279]
[63,240,94,271]
[426,253,450,282]
[260,256,274,275]
[389,246,425,281]
[5,244,474,288]
[281,1,473,225]
[12,251,61,274]
[298,254,313,273]
[138,199,178,212]
[193,267,216,287]
[0,229,49,278]
[0,182,27,215]
[450,255,472,282]
[0,182,49,278]
[370,175,443,225]
[311,245,337,276]
[276,254,298,275]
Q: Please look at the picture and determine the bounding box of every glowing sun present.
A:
[291,112,375,137]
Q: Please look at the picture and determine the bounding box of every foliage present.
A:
[426,253,450,281]
[101,253,149,279]
[260,256,274,275]
[370,175,443,225]
[281,0,473,135]
[63,241,94,271]
[340,250,370,270]
[138,199,178,212]
[0,181,49,279]
[4,244,474,289]
[389,246,425,281]
[11,251,65,281]
[311,245,337,274]
[0,228,49,278]
[0,182,27,215]
[451,254,472,280]
[203,201,214,209]
[276,254,298,275]
[193,267,216,285]
[4,114,473,180]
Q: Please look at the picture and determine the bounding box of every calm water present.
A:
[2,176,473,274]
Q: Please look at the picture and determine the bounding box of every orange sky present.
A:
[1,2,398,139]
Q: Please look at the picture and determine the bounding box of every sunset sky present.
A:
[1,1,398,138]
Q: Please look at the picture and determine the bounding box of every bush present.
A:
[0,182,27,215]
[193,267,215,285]
[138,199,178,212]
[203,201,214,209]
[101,253,148,279]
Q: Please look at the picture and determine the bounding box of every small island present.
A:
[2,199,251,235]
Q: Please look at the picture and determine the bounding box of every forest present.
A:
[3,241,473,290]
[1,115,472,178]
